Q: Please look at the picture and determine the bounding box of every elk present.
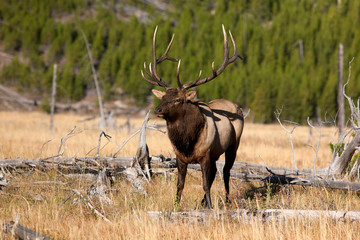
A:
[141,25,244,208]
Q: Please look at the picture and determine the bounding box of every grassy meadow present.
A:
[1,111,360,239]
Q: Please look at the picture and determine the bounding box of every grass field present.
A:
[1,111,360,239]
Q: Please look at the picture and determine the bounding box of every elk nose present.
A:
[154,106,163,115]
[154,106,165,118]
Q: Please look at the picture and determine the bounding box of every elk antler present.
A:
[141,26,179,89]
[182,25,243,90]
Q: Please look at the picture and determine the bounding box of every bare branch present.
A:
[275,108,298,170]
[307,117,322,178]
[343,58,359,127]
[72,189,112,223]
[112,129,141,158]
[96,131,111,157]
[57,126,80,156]
[39,139,53,159]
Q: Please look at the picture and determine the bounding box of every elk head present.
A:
[141,25,243,118]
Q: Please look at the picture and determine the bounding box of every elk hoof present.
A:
[201,197,207,207]
[225,196,232,205]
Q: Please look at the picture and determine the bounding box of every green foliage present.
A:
[349,153,360,173]
[1,0,360,122]
[329,142,345,157]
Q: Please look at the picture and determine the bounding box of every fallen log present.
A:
[0,156,332,178]
[3,221,52,240]
[147,208,360,223]
[2,156,360,192]
[262,175,360,191]
[0,156,174,171]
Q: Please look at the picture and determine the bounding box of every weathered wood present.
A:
[80,29,106,129]
[330,59,360,176]
[4,221,52,240]
[147,208,360,223]
[0,157,132,169]
[0,156,341,179]
[337,43,345,136]
[0,171,9,187]
[189,161,331,178]
[73,189,112,223]
[87,168,113,205]
[331,131,360,176]
[262,175,360,191]
[2,156,360,192]
[0,156,176,170]
[135,111,151,180]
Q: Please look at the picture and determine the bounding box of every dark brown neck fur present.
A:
[166,102,205,158]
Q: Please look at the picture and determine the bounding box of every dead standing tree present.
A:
[337,44,345,137]
[270,59,360,181]
[329,58,360,178]
[80,29,106,129]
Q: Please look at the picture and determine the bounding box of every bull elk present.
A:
[141,25,244,208]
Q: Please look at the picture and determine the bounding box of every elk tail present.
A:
[237,106,244,118]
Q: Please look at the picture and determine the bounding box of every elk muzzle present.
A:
[154,105,164,118]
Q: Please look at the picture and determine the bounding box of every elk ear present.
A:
[185,90,197,101]
[152,89,166,99]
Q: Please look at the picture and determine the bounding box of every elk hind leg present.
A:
[224,147,236,203]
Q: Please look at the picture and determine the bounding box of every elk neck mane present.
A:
[166,101,205,158]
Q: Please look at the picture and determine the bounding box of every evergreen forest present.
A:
[0,0,360,123]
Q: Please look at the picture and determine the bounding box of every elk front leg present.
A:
[175,160,187,206]
[201,159,213,209]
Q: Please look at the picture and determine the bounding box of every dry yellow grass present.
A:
[1,111,360,239]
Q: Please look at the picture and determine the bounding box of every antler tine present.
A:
[222,24,230,67]
[228,30,244,61]
[141,70,161,86]
[183,25,243,90]
[143,62,151,77]
[141,25,183,89]
[140,26,170,88]
[151,26,161,82]
[157,34,178,63]
[152,26,178,82]
[185,70,203,88]
[176,59,183,88]
[141,62,163,87]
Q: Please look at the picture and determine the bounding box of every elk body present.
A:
[142,25,244,208]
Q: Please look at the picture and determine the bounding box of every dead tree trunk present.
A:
[331,58,359,176]
[80,29,106,129]
[337,43,345,137]
[331,131,360,176]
